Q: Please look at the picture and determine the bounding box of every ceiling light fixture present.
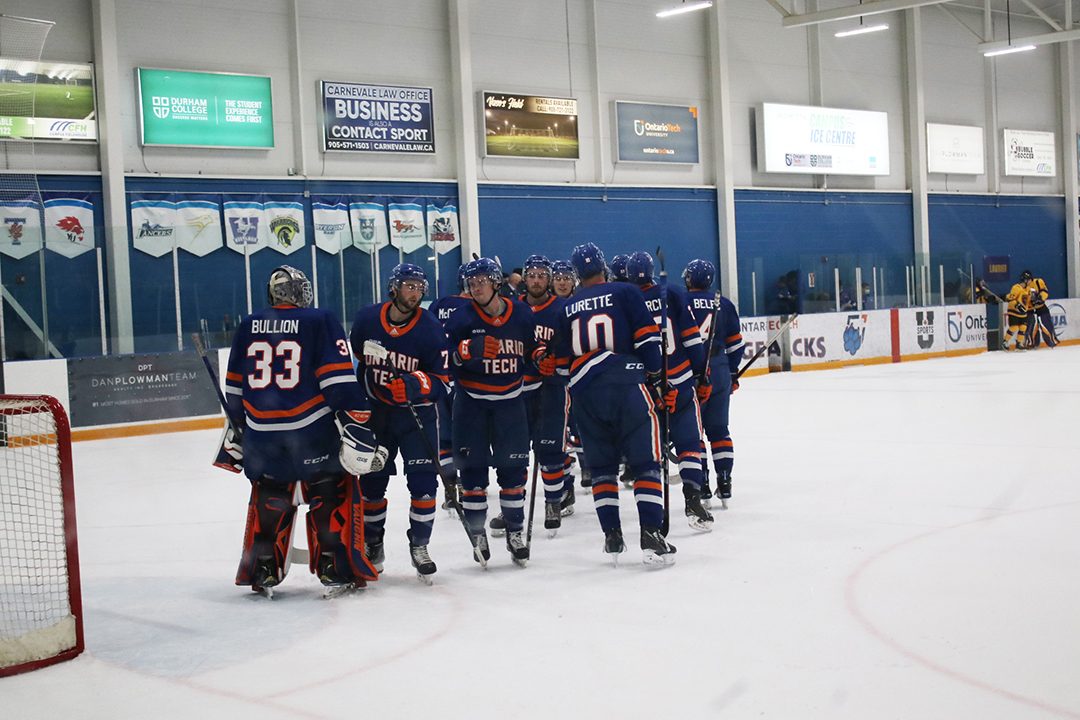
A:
[835,23,889,37]
[983,0,1037,57]
[656,0,713,19]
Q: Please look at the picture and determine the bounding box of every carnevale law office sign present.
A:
[756,102,889,176]
[926,123,984,175]
[1003,128,1055,177]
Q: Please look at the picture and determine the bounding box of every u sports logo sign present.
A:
[915,311,935,349]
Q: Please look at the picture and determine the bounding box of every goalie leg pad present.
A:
[235,480,297,588]
[304,473,379,583]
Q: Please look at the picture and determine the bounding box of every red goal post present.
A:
[0,394,83,676]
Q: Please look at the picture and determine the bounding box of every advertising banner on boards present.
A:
[615,101,699,163]
[321,81,434,154]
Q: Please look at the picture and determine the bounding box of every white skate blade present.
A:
[322,582,359,599]
[547,528,558,539]
[720,498,729,510]
[416,572,434,586]
[254,585,275,600]
[687,516,714,532]
[560,506,575,518]
[489,528,506,538]
[701,497,712,509]
[642,550,676,568]
[512,557,528,568]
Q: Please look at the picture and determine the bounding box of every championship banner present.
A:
[174,198,222,257]
[349,200,389,254]
[44,197,95,258]
[312,199,352,253]
[426,200,460,256]
[223,199,268,255]
[388,201,426,254]
[130,199,176,257]
[263,199,306,255]
[0,200,43,260]
[321,81,435,154]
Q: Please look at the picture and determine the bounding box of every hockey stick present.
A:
[695,289,725,384]
[362,340,488,568]
[191,333,240,433]
[734,313,798,381]
[655,247,671,538]
[957,267,1004,303]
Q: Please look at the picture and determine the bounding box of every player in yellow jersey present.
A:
[1002,271,1035,350]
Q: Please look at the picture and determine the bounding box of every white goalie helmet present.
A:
[267,265,313,308]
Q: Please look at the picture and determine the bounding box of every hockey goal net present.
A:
[0,394,83,676]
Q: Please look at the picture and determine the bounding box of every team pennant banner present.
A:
[388,201,426,254]
[263,199,306,255]
[175,198,222,257]
[349,200,389,254]
[223,199,268,255]
[312,199,352,254]
[130,199,177,257]
[44,197,95,259]
[0,200,43,260]
[426,200,460,256]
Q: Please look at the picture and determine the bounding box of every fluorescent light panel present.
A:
[983,44,1036,57]
[834,23,890,37]
[656,1,713,18]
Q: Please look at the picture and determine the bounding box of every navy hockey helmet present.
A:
[683,259,716,290]
[463,257,503,289]
[1020,269,1033,282]
[625,251,655,286]
[570,242,606,280]
[457,262,469,291]
[551,259,576,279]
[388,262,429,297]
[609,254,630,282]
[267,265,313,308]
[523,254,553,277]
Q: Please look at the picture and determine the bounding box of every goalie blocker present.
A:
[221,265,386,595]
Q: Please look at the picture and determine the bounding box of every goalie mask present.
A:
[267,265,313,308]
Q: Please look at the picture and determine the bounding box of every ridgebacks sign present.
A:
[321,81,435,154]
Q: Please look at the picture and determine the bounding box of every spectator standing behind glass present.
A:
[838,284,856,311]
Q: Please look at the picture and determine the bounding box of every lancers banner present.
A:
[130,199,176,257]
[223,199,268,255]
[263,199,306,255]
[350,200,389,254]
[426,200,460,256]
[0,200,43,260]
[312,199,352,253]
[615,101,700,164]
[44,197,95,258]
[321,81,435,154]
[388,201,426,254]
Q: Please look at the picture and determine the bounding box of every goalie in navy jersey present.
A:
[626,251,713,532]
[219,266,384,597]
[554,243,677,566]
[349,263,451,583]
[444,257,550,566]
[684,259,743,508]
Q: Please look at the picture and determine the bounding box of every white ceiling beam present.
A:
[1016,0,1062,31]
[781,0,954,28]
[978,26,1080,53]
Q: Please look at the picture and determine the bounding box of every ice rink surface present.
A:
[3,346,1079,719]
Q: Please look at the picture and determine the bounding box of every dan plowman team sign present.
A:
[321,81,435,154]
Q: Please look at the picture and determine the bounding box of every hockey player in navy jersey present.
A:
[519,255,573,533]
[427,263,472,481]
[552,260,577,299]
[626,251,713,531]
[444,257,550,566]
[683,259,743,509]
[349,263,451,583]
[220,266,383,597]
[609,253,630,282]
[555,243,677,566]
[551,259,587,488]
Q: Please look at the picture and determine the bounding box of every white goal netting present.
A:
[0,394,82,676]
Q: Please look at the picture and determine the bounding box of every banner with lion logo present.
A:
[264,199,306,255]
[388,201,426,254]
[349,200,389,254]
[44,197,95,259]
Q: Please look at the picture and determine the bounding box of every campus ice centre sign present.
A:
[756,102,889,176]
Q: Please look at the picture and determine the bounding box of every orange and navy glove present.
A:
[531,345,556,377]
[695,378,712,404]
[386,371,432,404]
[647,373,677,414]
[456,335,500,361]
[731,379,740,394]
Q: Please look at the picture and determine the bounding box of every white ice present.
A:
[3,347,1079,720]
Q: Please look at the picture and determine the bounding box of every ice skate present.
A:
[718,471,732,510]
[700,477,713,509]
[559,487,576,517]
[684,486,714,532]
[318,552,363,598]
[408,530,436,585]
[544,502,561,537]
[506,529,530,567]
[365,539,385,572]
[640,527,677,568]
[603,527,626,567]
[472,532,491,567]
[252,556,279,599]
[489,513,507,537]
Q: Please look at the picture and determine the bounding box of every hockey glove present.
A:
[457,335,500,362]
[338,410,388,475]
[695,378,713,404]
[647,373,677,414]
[212,422,244,473]
[731,379,739,394]
[531,345,556,377]
[386,371,432,404]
